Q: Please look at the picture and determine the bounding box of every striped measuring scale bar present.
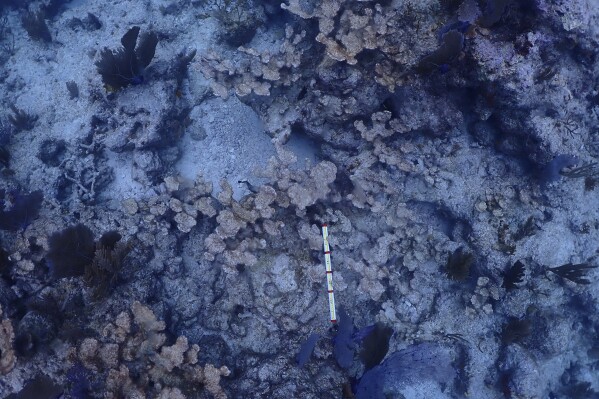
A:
[321,223,337,323]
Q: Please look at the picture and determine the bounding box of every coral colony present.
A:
[1,0,599,398]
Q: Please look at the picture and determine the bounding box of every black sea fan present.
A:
[8,105,37,132]
[46,224,95,279]
[359,323,393,370]
[446,246,474,281]
[502,260,525,291]
[98,230,122,249]
[95,26,158,91]
[0,189,43,231]
[501,318,531,345]
[548,262,597,285]
[84,231,132,298]
[21,10,52,43]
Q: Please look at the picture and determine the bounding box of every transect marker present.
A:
[321,223,337,323]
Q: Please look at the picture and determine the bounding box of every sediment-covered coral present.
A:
[71,301,230,399]
[1,1,599,398]
[202,145,337,273]
[198,25,307,98]
[0,304,16,375]
[282,0,443,89]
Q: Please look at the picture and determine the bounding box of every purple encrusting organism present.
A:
[333,307,355,369]
[355,343,455,399]
[66,363,92,399]
[438,20,470,40]
[296,333,321,367]
[0,189,43,231]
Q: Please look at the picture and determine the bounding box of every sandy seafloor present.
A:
[1,0,599,398]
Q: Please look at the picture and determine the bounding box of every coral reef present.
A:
[0,304,16,375]
[96,26,158,91]
[1,0,599,397]
[69,301,230,398]
[198,24,307,98]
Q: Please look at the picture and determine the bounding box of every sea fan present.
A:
[46,224,95,279]
[96,26,158,91]
[548,262,597,285]
[502,260,525,290]
[445,246,474,281]
[0,189,43,231]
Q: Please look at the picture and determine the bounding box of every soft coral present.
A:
[0,189,43,231]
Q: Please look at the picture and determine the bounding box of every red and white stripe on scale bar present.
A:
[321,223,337,323]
